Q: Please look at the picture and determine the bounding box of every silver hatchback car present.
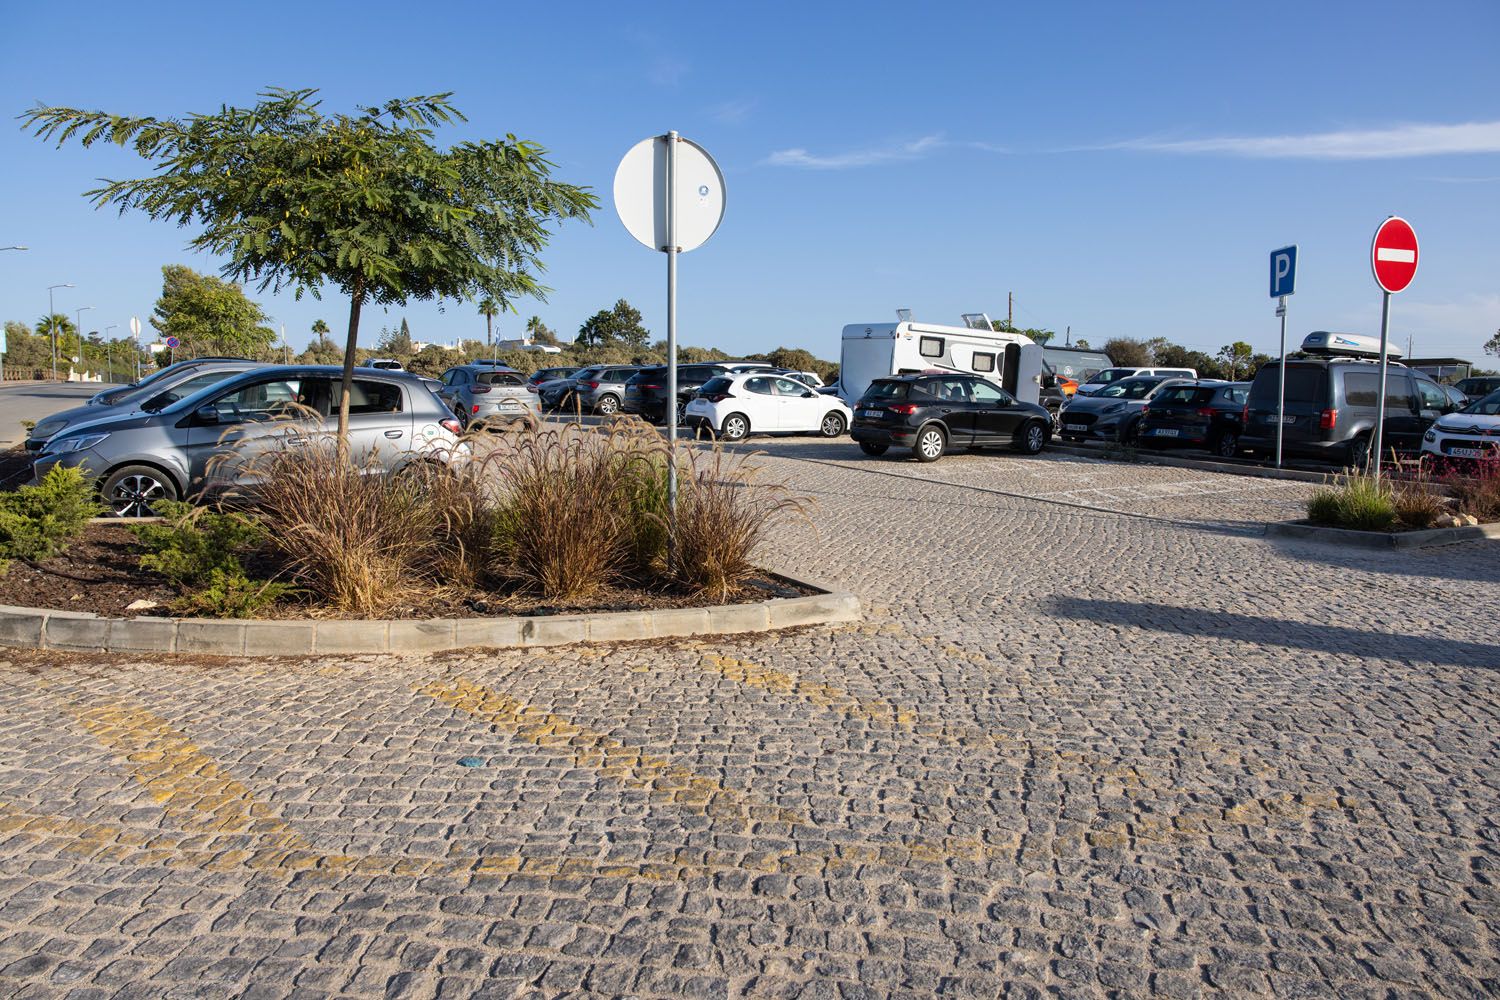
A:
[435,362,541,428]
[32,366,467,516]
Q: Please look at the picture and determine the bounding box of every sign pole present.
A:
[1371,291,1392,481]
[665,131,680,566]
[1275,296,1288,469]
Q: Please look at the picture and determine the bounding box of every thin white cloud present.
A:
[764,135,1006,169]
[710,99,757,124]
[1112,121,1500,160]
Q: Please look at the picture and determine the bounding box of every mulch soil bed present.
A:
[0,523,814,620]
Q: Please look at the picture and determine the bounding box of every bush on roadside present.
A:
[130,499,292,617]
[1389,471,1449,530]
[0,465,101,571]
[1444,460,1500,522]
[171,567,294,619]
[665,448,805,600]
[1306,475,1396,531]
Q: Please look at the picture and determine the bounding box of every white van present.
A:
[838,313,1044,405]
[1075,366,1197,396]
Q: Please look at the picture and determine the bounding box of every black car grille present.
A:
[1059,412,1097,427]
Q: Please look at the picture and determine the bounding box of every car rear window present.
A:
[699,377,733,395]
[1250,365,1325,406]
[476,371,523,387]
[1462,389,1500,415]
[862,381,909,401]
[1155,387,1213,405]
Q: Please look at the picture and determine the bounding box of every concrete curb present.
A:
[1048,442,1337,484]
[0,573,860,656]
[1265,519,1500,549]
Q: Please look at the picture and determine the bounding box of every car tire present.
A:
[1122,418,1142,446]
[1016,420,1047,455]
[858,441,888,457]
[596,394,620,415]
[1345,434,1371,471]
[914,425,946,463]
[1212,429,1239,459]
[101,464,179,518]
[720,413,750,442]
[819,412,847,438]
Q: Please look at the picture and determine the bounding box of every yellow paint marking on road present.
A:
[68,699,312,852]
[419,676,803,827]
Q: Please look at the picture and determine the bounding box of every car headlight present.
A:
[1423,429,1436,442]
[45,432,110,455]
[32,419,65,439]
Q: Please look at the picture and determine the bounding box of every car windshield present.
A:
[1043,350,1112,381]
[861,381,910,402]
[1089,368,1137,385]
[1460,389,1500,416]
[1100,378,1162,399]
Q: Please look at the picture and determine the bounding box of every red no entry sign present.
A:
[1371,216,1418,294]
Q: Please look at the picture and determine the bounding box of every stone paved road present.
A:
[1,441,1497,999]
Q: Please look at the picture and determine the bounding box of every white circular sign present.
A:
[613,134,725,253]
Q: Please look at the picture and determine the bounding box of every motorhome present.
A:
[838,312,1044,404]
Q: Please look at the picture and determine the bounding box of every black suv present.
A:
[850,373,1052,462]
[1138,381,1250,457]
[1241,358,1459,468]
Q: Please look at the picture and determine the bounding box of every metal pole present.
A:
[48,287,58,381]
[1371,291,1392,481]
[665,130,679,565]
[1274,296,1287,468]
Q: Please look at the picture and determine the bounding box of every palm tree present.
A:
[311,318,330,336]
[479,299,499,354]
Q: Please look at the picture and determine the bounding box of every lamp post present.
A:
[74,307,94,382]
[47,283,74,382]
[104,324,118,384]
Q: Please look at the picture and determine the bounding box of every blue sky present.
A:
[2,0,1498,362]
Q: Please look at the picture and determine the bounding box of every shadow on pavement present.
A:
[1048,595,1499,670]
[1264,535,1500,586]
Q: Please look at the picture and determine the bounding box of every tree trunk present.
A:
[337,278,365,465]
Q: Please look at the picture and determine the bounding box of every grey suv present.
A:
[28,360,261,452]
[435,363,540,428]
[545,365,641,415]
[1241,359,1459,468]
[32,366,466,516]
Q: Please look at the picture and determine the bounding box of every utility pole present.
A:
[1008,292,1013,329]
[1065,325,1071,347]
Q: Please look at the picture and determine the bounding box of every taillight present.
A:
[441,418,463,434]
[470,383,492,394]
[1140,405,1150,415]
[641,383,663,390]
[471,404,480,414]
[1320,408,1337,430]
[1196,407,1215,418]
[703,392,732,403]
[1241,403,1249,424]
[586,381,601,389]
[525,384,538,393]
[888,403,919,416]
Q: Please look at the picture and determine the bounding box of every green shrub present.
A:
[0,465,102,569]
[1306,475,1397,531]
[132,500,266,586]
[171,568,294,619]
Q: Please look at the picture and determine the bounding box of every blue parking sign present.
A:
[1270,245,1297,298]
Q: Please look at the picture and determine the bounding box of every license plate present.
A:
[1449,446,1486,458]
[1064,423,1087,432]
[1151,428,1179,437]
[857,408,880,419]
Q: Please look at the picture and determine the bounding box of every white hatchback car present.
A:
[1421,388,1500,465]
[685,373,853,441]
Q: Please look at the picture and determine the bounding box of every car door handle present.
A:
[940,408,952,414]
[384,429,404,439]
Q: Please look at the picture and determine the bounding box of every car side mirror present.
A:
[193,405,219,426]
[802,391,817,398]
[1041,375,1058,388]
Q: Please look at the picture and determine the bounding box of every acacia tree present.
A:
[151,264,275,359]
[22,87,596,449]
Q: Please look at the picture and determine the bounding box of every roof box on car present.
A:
[1300,331,1403,359]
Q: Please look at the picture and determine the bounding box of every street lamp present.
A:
[47,283,74,382]
[104,324,118,384]
[74,307,94,381]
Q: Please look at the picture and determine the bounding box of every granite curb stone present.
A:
[1265,518,1500,549]
[0,575,858,656]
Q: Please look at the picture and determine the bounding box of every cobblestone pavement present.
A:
[2,441,1498,999]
